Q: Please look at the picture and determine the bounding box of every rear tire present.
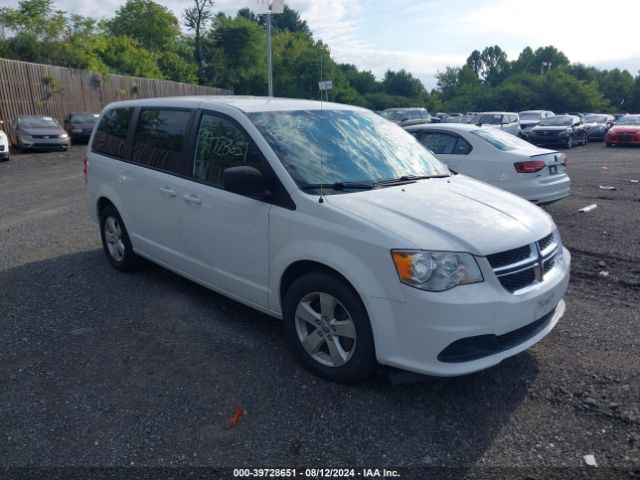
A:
[99,204,140,272]
[283,272,377,383]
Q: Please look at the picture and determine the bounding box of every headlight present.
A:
[59,133,69,139]
[20,134,32,140]
[552,230,564,268]
[391,250,483,291]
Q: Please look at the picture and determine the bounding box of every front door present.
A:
[178,111,271,307]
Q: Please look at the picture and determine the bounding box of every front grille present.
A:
[487,245,531,269]
[487,233,560,294]
[538,233,554,252]
[498,268,536,293]
[32,135,61,139]
[438,308,556,363]
[618,135,633,141]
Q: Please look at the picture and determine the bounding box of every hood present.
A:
[520,120,540,127]
[584,122,606,128]
[325,175,555,256]
[610,125,640,134]
[20,127,64,136]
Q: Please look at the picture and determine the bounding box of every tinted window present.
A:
[92,108,134,158]
[417,132,471,155]
[132,109,190,174]
[193,113,264,187]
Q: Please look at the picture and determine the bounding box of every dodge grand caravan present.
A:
[86,96,570,383]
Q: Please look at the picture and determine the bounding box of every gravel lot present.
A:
[0,143,639,477]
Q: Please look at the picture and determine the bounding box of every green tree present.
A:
[183,0,214,83]
[106,0,180,52]
[382,69,425,98]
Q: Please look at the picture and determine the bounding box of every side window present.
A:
[510,115,518,123]
[92,107,133,159]
[132,109,190,174]
[417,132,470,155]
[193,113,264,187]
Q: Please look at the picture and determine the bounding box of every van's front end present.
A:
[249,102,570,380]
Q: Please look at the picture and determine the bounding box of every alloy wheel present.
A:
[103,216,125,262]
[294,291,357,368]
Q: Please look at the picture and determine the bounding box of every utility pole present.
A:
[256,0,284,97]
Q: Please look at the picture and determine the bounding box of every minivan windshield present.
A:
[249,110,449,190]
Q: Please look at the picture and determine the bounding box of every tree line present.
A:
[1,0,639,113]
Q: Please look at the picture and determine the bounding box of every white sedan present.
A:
[0,121,9,161]
[405,123,570,204]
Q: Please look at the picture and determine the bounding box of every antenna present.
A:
[318,54,325,204]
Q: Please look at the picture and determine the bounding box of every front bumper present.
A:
[607,134,640,145]
[365,247,571,376]
[0,151,8,160]
[20,137,69,150]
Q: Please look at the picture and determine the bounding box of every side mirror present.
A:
[223,166,269,198]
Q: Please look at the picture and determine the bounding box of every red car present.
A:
[606,115,640,147]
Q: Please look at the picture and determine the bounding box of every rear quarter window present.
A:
[92,108,134,159]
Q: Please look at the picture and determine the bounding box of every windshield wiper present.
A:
[300,181,374,191]
[373,174,450,186]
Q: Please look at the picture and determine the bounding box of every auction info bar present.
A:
[0,467,636,480]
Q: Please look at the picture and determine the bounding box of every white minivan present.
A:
[86,96,570,383]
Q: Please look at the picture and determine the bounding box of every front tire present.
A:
[283,272,377,383]
[582,133,588,145]
[99,205,140,272]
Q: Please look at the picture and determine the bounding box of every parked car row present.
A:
[0,112,98,158]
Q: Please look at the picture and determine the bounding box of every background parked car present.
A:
[440,113,467,123]
[380,107,431,127]
[583,114,614,141]
[606,114,640,147]
[0,121,9,161]
[518,110,555,138]
[63,112,99,144]
[8,116,70,153]
[406,123,569,204]
[528,115,587,149]
[470,112,520,136]
[431,112,448,124]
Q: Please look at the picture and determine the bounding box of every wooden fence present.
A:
[0,58,232,127]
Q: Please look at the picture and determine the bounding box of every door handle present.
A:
[183,193,202,205]
[160,185,177,197]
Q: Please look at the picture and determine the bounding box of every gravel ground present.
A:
[0,143,639,478]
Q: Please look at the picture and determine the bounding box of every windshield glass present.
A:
[616,116,640,125]
[472,128,534,151]
[71,113,98,124]
[20,117,60,128]
[519,112,542,120]
[584,115,608,123]
[472,113,503,125]
[249,109,449,188]
[382,110,406,121]
[539,117,572,126]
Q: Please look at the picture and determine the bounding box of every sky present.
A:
[3,0,640,89]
